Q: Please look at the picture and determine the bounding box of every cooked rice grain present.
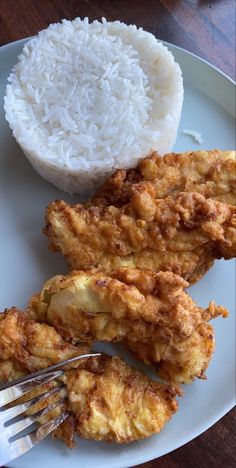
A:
[4,18,183,194]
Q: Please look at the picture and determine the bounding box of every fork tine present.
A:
[31,410,69,442]
[0,353,102,466]
[1,411,69,466]
[0,353,101,393]
[0,370,63,408]
[0,386,63,425]
[6,399,65,438]
[0,353,101,408]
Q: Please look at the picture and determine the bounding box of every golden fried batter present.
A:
[0,307,89,379]
[0,309,180,444]
[92,150,236,207]
[44,190,236,282]
[29,269,228,383]
[125,322,215,383]
[63,356,180,443]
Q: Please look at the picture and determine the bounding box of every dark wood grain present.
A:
[0,0,235,78]
[0,1,235,467]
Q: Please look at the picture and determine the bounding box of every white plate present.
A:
[0,38,235,468]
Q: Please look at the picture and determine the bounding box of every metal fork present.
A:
[0,353,101,466]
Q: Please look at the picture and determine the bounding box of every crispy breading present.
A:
[29,269,202,342]
[0,307,90,378]
[29,269,228,383]
[0,309,180,445]
[62,355,180,443]
[92,150,236,207]
[125,323,215,383]
[44,190,236,282]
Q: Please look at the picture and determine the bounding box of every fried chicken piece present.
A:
[61,356,180,443]
[0,307,90,379]
[0,309,180,444]
[125,322,214,383]
[29,269,228,383]
[44,190,236,282]
[92,150,236,207]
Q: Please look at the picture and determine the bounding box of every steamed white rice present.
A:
[4,17,183,194]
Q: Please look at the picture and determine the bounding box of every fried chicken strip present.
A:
[0,307,90,379]
[29,269,228,383]
[0,309,180,444]
[44,191,236,282]
[92,150,236,207]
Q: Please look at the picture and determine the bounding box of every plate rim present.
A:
[0,36,235,468]
[1,35,235,86]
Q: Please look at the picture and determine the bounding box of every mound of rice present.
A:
[4,17,183,194]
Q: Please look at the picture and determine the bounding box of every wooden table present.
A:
[0,1,235,467]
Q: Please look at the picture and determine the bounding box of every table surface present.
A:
[0,1,235,467]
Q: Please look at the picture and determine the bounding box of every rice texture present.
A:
[4,17,184,194]
[182,129,204,144]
